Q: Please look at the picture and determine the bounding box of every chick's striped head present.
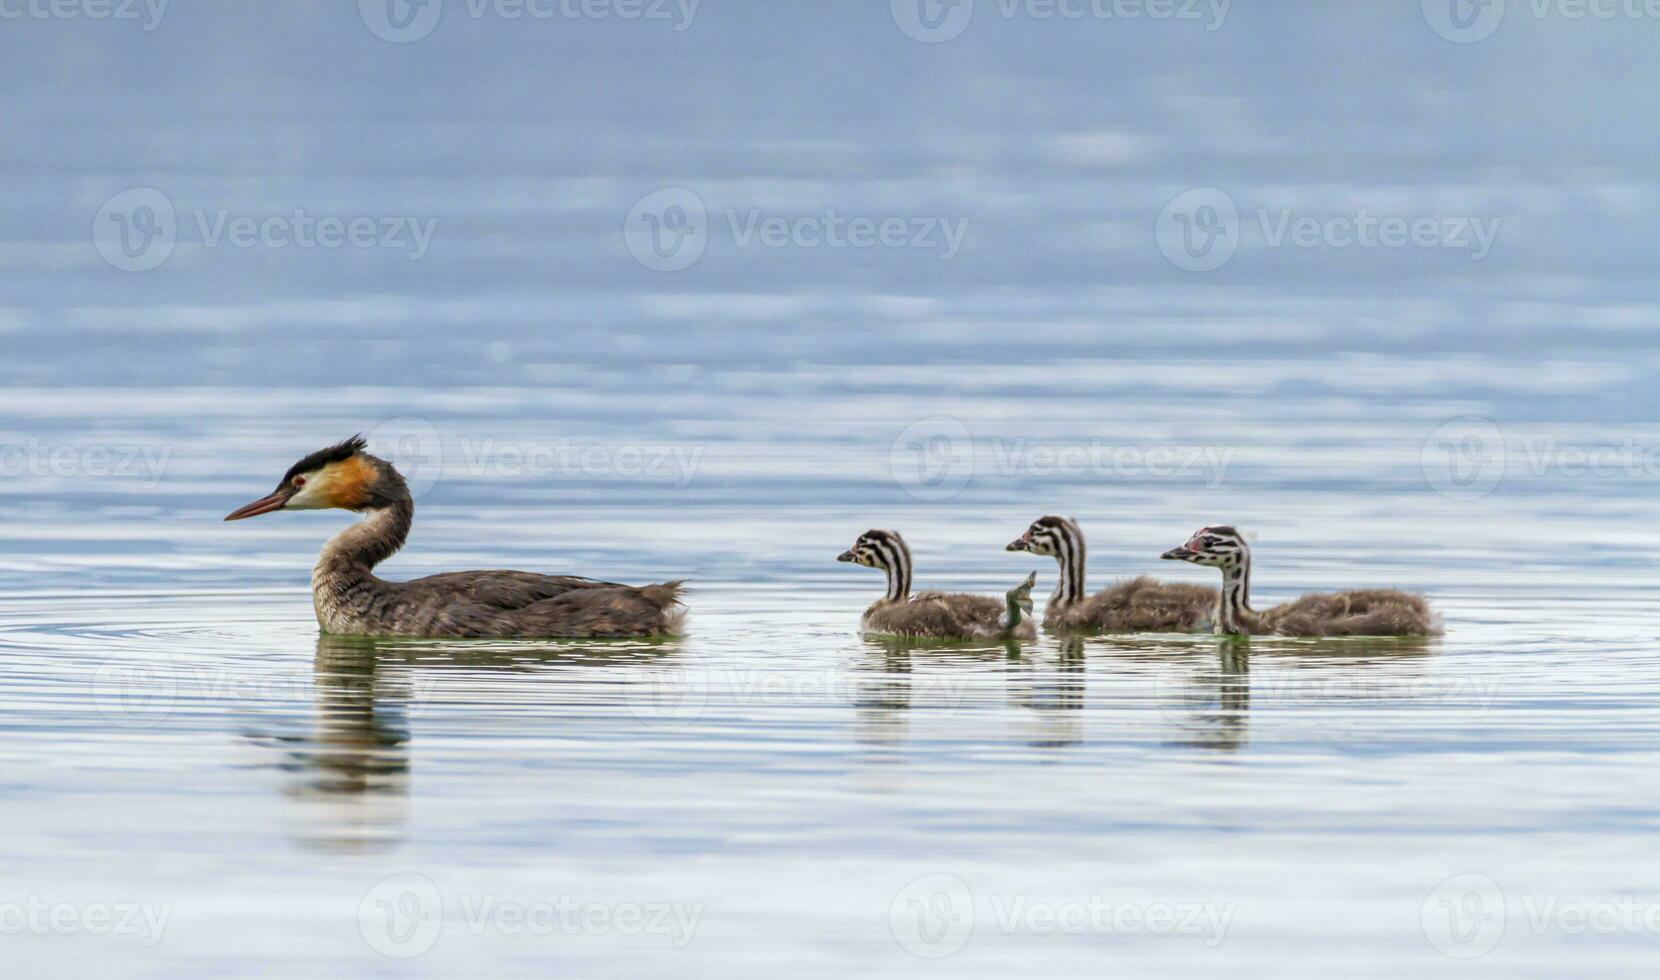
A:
[1163,526,1248,567]
[837,529,910,569]
[1006,515,1080,557]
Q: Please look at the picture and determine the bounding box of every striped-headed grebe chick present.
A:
[1007,516,1215,633]
[837,529,1038,640]
[225,436,684,638]
[1161,526,1441,637]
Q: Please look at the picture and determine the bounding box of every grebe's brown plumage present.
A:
[225,436,684,638]
[1007,516,1215,633]
[837,529,1037,640]
[1161,526,1440,637]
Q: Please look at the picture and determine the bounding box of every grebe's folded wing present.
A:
[401,570,627,611]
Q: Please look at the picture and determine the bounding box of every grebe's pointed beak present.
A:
[836,550,856,563]
[224,490,290,521]
[1161,539,1200,561]
[1005,536,1030,552]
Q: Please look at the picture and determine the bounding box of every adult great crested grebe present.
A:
[837,529,1037,640]
[225,436,685,638]
[1007,516,1215,633]
[1161,525,1440,637]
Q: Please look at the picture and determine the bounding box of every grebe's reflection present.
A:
[260,634,685,850]
[1152,634,1439,751]
[304,636,413,796]
[242,637,413,852]
[851,635,1026,755]
[852,634,1084,752]
[1006,636,1085,749]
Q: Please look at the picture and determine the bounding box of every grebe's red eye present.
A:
[293,476,306,488]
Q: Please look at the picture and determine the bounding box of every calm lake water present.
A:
[5,4,1660,977]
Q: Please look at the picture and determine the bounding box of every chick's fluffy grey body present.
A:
[1044,575,1216,633]
[1231,589,1439,638]
[860,592,1037,640]
[839,528,1036,641]
[1010,517,1216,634]
[1162,526,1440,638]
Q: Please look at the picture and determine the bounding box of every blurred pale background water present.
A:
[2,2,1659,977]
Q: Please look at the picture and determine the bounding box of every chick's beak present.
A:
[224,490,290,521]
[836,550,856,563]
[1161,540,1199,561]
[1005,536,1030,552]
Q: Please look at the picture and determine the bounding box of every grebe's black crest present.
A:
[282,434,367,486]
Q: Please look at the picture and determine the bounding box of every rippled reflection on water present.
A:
[4,547,1660,976]
[5,377,1660,979]
[8,4,1660,972]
